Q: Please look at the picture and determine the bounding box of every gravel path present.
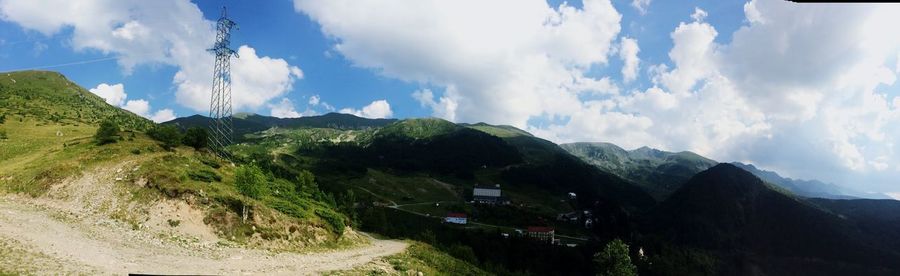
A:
[0,197,406,275]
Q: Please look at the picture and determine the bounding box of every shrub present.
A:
[188,169,222,182]
[147,125,182,150]
[182,127,208,150]
[94,120,119,145]
[594,239,637,276]
[315,209,346,234]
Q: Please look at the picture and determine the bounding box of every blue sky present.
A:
[1,0,899,196]
[0,0,749,120]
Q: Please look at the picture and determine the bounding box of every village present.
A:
[407,184,596,247]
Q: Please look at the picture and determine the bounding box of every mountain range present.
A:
[4,70,900,275]
[561,141,891,201]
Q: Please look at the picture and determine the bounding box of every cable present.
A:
[0,56,118,73]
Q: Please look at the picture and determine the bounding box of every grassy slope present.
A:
[0,70,362,252]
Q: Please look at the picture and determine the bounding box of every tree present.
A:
[594,239,637,276]
[94,119,119,145]
[234,164,266,222]
[181,127,208,150]
[147,125,182,150]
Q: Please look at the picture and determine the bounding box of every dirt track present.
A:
[0,197,406,275]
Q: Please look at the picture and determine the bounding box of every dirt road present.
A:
[0,197,406,275]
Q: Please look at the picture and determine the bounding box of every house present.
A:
[473,184,502,204]
[445,213,468,225]
[526,226,555,243]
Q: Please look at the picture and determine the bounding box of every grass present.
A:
[343,169,461,205]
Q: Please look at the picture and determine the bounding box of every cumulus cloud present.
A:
[339,100,393,119]
[296,0,900,192]
[149,109,176,123]
[631,0,651,15]
[295,0,621,127]
[0,0,302,113]
[618,37,640,83]
[269,98,302,118]
[89,83,127,106]
[307,94,335,111]
[122,99,150,116]
[88,83,176,123]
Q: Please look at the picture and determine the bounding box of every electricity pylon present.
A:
[208,7,238,158]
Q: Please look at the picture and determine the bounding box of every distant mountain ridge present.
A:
[730,162,892,200]
[561,142,717,199]
[562,142,890,201]
[163,112,396,140]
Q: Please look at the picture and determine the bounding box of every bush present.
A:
[188,169,222,182]
[147,125,182,150]
[0,129,6,140]
[182,127,208,150]
[315,209,346,234]
[94,120,119,145]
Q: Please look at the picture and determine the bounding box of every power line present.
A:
[0,56,118,73]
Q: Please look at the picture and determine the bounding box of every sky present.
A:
[1,0,899,196]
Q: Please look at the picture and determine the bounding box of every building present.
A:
[526,226,555,243]
[473,185,502,204]
[445,213,468,225]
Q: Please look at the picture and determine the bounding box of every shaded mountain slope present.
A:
[647,163,900,274]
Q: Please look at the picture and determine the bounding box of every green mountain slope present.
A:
[561,142,717,199]
[646,164,900,275]
[0,70,153,130]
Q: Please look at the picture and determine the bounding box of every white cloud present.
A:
[122,99,150,116]
[88,83,176,123]
[631,0,651,15]
[339,100,393,119]
[307,94,335,111]
[89,83,127,106]
[618,37,640,83]
[296,0,900,193]
[150,109,176,123]
[691,7,708,22]
[412,88,458,120]
[0,0,302,113]
[269,98,302,118]
[295,0,621,127]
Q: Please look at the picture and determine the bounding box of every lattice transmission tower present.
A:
[208,7,238,158]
